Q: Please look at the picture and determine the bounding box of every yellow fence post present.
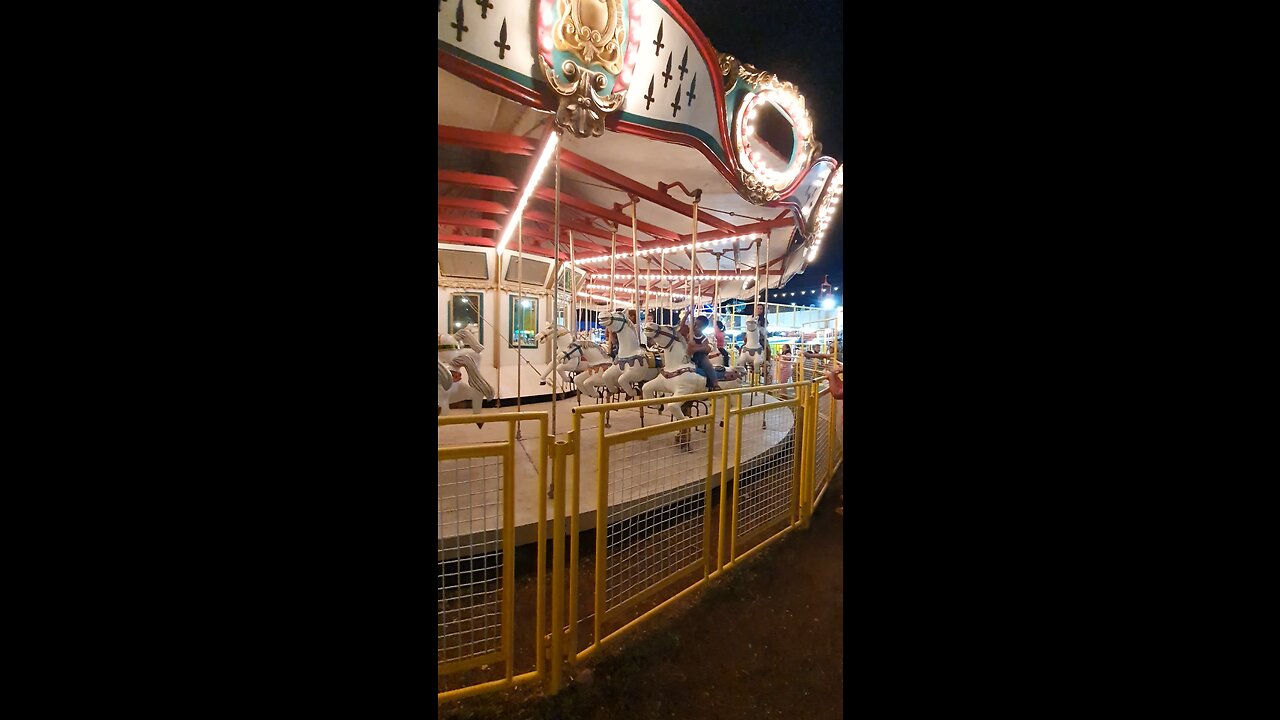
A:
[827,389,836,490]
[703,392,717,579]
[534,420,547,682]
[792,382,806,527]
[809,380,820,522]
[503,422,516,681]
[594,416,607,655]
[549,438,567,694]
[717,393,731,573]
[729,392,744,563]
[568,411,581,661]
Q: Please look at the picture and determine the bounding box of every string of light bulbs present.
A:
[571,233,764,265]
[589,273,758,281]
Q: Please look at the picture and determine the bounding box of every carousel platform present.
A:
[438,391,797,548]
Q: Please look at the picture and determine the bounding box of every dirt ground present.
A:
[439,464,844,720]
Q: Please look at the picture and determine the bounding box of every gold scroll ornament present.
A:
[553,0,626,75]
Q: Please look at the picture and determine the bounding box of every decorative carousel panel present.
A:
[438,0,539,92]
[536,0,641,138]
[615,0,725,161]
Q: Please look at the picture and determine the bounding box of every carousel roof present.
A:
[438,0,843,306]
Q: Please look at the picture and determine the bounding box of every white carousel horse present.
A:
[437,360,453,416]
[599,309,660,399]
[640,321,704,419]
[438,323,494,424]
[734,317,771,387]
[534,323,612,398]
[534,323,579,387]
[567,333,613,400]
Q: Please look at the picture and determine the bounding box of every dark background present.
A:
[680,0,845,294]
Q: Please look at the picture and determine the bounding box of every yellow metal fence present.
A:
[438,380,842,704]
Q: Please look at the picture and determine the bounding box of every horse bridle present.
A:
[645,325,682,349]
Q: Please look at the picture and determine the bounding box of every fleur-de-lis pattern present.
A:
[437,1,727,161]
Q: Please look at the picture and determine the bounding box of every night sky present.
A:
[678,0,845,296]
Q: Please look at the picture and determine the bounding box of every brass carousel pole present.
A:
[568,230,577,407]
[551,140,561,440]
[630,196,640,345]
[494,245,502,411]
[762,231,771,429]
[609,228,617,319]
[630,197,643,427]
[658,227,667,321]
[690,196,699,318]
[516,223,523,438]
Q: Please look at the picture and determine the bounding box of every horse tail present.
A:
[453,352,494,400]
[438,360,453,390]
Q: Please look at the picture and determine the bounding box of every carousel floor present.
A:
[437,391,798,548]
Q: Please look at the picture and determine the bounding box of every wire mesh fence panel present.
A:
[835,395,844,464]
[602,421,711,618]
[438,452,506,679]
[815,403,832,499]
[734,409,798,546]
[801,358,833,388]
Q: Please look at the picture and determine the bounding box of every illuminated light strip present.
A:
[806,164,844,263]
[583,283,690,299]
[571,233,765,265]
[590,273,756,281]
[496,132,560,252]
[577,291,636,307]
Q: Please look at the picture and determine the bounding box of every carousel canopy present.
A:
[438,0,843,308]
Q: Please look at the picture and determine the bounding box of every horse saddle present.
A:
[717,368,745,382]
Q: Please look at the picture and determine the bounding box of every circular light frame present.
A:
[735,89,814,193]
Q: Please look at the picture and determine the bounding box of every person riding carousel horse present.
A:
[678,314,721,391]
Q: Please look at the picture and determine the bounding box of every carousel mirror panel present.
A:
[509,294,538,348]
[448,293,483,344]
[504,254,552,285]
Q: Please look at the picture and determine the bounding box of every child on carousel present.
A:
[677,312,722,391]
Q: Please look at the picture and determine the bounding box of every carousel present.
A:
[438,0,843,543]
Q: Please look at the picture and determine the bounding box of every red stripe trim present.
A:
[438,49,542,108]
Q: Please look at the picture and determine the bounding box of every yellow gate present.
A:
[437,412,548,704]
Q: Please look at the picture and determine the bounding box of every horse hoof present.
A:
[540,381,547,386]
[477,422,485,429]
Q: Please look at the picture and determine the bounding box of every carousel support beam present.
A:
[440,168,678,241]
[437,169,518,193]
[438,214,504,232]
[439,216,615,260]
[437,124,737,234]
[524,210,619,244]
[563,154,734,232]
[437,234,571,262]
[437,124,539,156]
[438,197,511,214]
[531,188,678,241]
[677,217,795,243]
